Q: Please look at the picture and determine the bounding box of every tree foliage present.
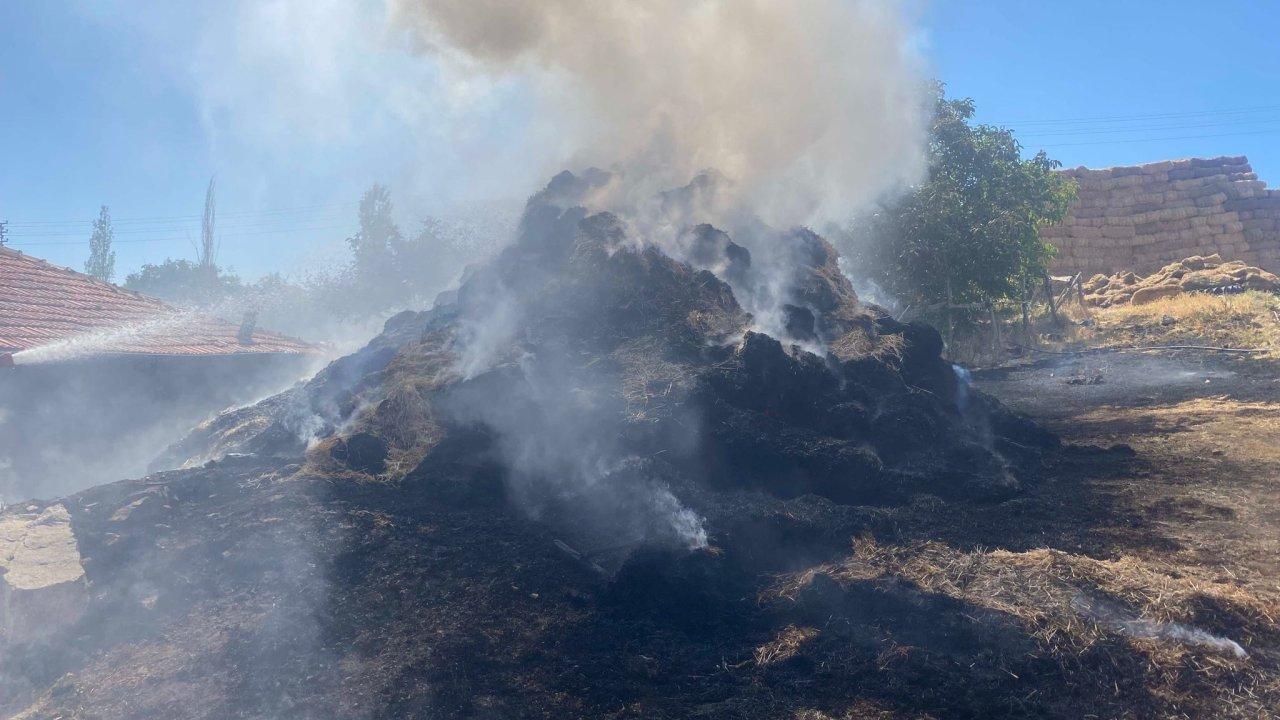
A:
[346,183,413,312]
[121,182,478,340]
[124,258,243,307]
[85,206,117,282]
[339,183,458,316]
[848,87,1076,307]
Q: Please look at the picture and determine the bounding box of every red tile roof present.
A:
[0,247,317,358]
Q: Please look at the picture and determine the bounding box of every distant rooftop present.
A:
[0,246,317,357]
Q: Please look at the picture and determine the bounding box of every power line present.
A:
[994,103,1280,127]
[6,223,353,248]
[6,212,354,238]
[6,201,357,226]
[4,201,358,228]
[1017,116,1280,139]
[1031,128,1279,148]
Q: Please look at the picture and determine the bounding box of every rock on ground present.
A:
[0,503,86,643]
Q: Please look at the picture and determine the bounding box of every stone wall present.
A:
[1042,156,1280,276]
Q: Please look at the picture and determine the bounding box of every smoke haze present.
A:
[390,0,929,227]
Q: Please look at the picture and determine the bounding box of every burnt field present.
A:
[975,350,1280,618]
[7,353,1278,719]
[9,2,1280,718]
[5,176,1280,719]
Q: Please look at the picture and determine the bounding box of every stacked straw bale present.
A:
[1043,156,1280,275]
[1081,253,1280,307]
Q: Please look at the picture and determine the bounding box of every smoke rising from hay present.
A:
[390,0,929,228]
[1072,594,1249,660]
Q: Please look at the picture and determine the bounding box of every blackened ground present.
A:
[8,352,1280,718]
[974,349,1280,586]
[7,174,1277,718]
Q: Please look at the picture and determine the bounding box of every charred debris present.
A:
[163,169,1051,511]
[4,172,1067,718]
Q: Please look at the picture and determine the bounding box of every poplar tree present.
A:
[85,205,116,282]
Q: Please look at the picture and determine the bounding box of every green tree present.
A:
[84,206,116,282]
[123,258,243,307]
[346,183,410,312]
[848,86,1076,307]
[120,179,239,309]
[349,184,402,278]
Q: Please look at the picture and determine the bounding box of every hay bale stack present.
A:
[1045,156,1280,276]
[1082,253,1280,307]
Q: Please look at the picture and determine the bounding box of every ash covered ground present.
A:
[4,174,1277,720]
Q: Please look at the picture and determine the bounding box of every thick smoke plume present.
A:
[374,1,931,547]
[390,0,928,227]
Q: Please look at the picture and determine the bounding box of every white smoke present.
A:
[442,350,710,552]
[390,0,930,228]
[1073,594,1249,660]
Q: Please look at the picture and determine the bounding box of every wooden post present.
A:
[1021,274,1033,347]
[1055,273,1079,309]
[988,301,1001,363]
[1075,273,1091,318]
[944,276,954,350]
[1042,270,1061,326]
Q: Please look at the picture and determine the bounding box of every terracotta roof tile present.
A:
[0,247,318,357]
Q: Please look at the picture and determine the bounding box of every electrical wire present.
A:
[6,212,354,238]
[4,201,358,228]
[1034,128,1279,148]
[1016,117,1280,139]
[993,103,1280,126]
[6,223,353,248]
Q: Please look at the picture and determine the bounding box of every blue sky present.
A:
[2,1,1278,280]
[925,1,1280,171]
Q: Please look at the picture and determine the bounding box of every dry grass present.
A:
[314,329,459,479]
[766,537,1280,715]
[299,436,375,481]
[613,338,696,422]
[1063,290,1280,358]
[1066,396,1280,590]
[754,625,820,667]
[1073,397,1280,464]
[829,326,905,364]
[178,412,273,469]
[790,702,903,720]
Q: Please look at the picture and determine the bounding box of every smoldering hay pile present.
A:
[1,172,1067,719]
[162,169,1052,542]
